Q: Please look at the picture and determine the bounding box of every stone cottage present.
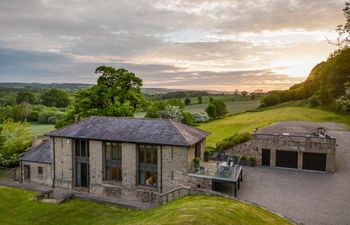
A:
[19,116,210,202]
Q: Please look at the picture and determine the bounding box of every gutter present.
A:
[160,145,163,193]
[52,137,56,188]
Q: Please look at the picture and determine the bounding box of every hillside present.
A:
[0,186,291,225]
[200,105,350,146]
[264,47,350,106]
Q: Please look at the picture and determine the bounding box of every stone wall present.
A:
[224,140,259,162]
[89,140,103,194]
[121,143,138,200]
[52,137,73,188]
[21,162,52,186]
[251,135,336,172]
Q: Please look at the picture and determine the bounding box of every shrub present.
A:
[205,104,217,118]
[261,93,281,107]
[182,112,194,125]
[241,155,247,161]
[216,132,252,151]
[308,95,320,107]
[184,98,191,105]
[38,112,66,124]
[160,106,183,122]
[193,157,201,165]
[204,150,210,162]
[193,111,209,123]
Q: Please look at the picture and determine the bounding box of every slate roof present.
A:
[46,116,210,147]
[20,140,51,164]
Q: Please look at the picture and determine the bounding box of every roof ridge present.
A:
[169,120,193,146]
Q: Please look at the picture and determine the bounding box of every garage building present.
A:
[251,121,336,173]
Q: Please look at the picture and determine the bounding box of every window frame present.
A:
[104,141,122,182]
[137,144,158,188]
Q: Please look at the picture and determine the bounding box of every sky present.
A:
[0,0,346,92]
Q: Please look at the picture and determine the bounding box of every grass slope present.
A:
[0,186,291,225]
[29,123,55,136]
[185,100,260,115]
[200,106,350,147]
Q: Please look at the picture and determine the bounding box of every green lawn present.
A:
[185,100,260,115]
[200,106,350,147]
[0,186,291,225]
[29,123,55,137]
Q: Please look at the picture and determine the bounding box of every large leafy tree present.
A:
[41,89,70,107]
[15,91,35,104]
[72,66,144,120]
[334,2,350,47]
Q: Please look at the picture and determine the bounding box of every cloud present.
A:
[0,0,346,91]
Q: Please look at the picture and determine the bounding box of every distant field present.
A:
[29,123,55,136]
[185,100,260,115]
[186,95,253,104]
[0,186,291,225]
[200,106,350,147]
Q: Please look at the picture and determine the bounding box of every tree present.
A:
[197,96,202,104]
[95,66,143,108]
[241,91,248,97]
[334,2,350,47]
[184,98,191,105]
[182,112,194,125]
[212,99,228,117]
[15,91,35,104]
[261,93,281,107]
[73,66,144,119]
[0,119,31,167]
[205,104,217,118]
[145,99,184,118]
[41,89,70,107]
[159,106,183,122]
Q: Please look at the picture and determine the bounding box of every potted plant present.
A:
[240,155,247,166]
[193,157,201,172]
[204,150,210,162]
[249,156,256,167]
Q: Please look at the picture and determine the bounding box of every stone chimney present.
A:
[75,114,80,123]
[32,138,43,148]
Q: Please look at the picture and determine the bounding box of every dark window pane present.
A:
[139,146,145,163]
[38,167,43,175]
[81,140,86,156]
[75,140,80,156]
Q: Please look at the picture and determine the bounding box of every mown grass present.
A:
[185,100,260,115]
[29,123,55,136]
[0,186,291,225]
[200,106,350,147]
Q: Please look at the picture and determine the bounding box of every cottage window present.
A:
[38,167,43,175]
[75,139,89,157]
[104,142,122,181]
[138,145,158,187]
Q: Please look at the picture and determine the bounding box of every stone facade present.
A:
[251,134,336,172]
[52,137,73,188]
[37,137,208,202]
[21,161,52,186]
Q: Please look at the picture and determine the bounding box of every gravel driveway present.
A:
[238,122,350,225]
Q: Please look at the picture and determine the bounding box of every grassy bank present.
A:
[200,106,350,147]
[29,123,55,136]
[0,186,291,225]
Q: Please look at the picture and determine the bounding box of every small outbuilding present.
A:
[251,121,336,173]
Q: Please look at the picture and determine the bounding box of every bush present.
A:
[193,111,209,123]
[241,155,247,161]
[204,150,210,162]
[184,98,191,105]
[38,112,66,124]
[216,132,252,151]
[308,95,320,107]
[160,106,183,122]
[193,157,201,165]
[205,99,227,119]
[182,112,194,125]
[261,93,281,107]
[205,104,217,118]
